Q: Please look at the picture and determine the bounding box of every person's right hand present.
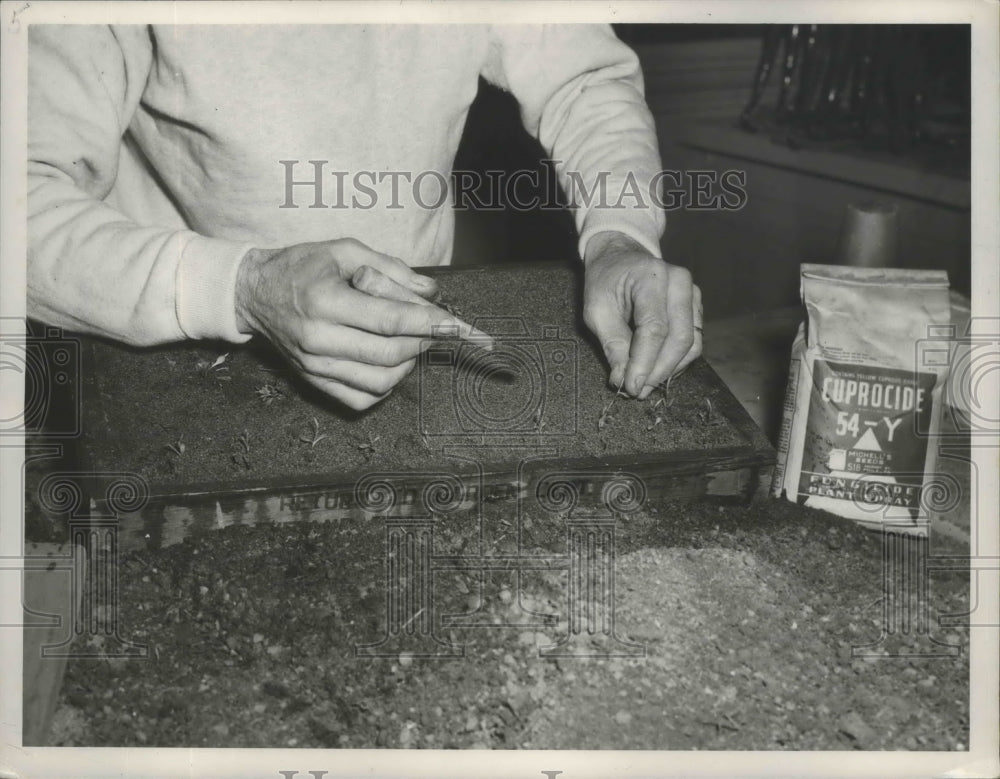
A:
[234,238,489,410]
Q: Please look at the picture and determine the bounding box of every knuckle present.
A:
[641,319,669,340]
[669,265,693,287]
[296,324,323,354]
[369,372,398,396]
[378,252,408,272]
[324,379,377,411]
[362,340,402,366]
[341,392,374,411]
[299,285,325,315]
[582,302,603,332]
[636,254,667,277]
[379,308,404,335]
[338,236,363,253]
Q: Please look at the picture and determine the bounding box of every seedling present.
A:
[697,397,715,425]
[437,297,464,320]
[356,433,381,461]
[532,407,546,433]
[299,417,327,448]
[195,352,231,381]
[232,430,252,470]
[646,386,674,430]
[255,383,284,405]
[164,437,186,457]
[597,376,627,432]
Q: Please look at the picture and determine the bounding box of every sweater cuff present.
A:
[577,210,664,262]
[176,234,256,343]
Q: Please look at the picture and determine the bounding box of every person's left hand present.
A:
[582,231,702,400]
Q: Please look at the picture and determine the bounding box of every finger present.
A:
[640,283,702,397]
[583,298,632,390]
[322,287,494,350]
[622,270,671,397]
[673,328,703,376]
[298,354,416,396]
[351,265,435,307]
[675,283,704,374]
[633,273,696,399]
[296,321,428,365]
[337,240,438,299]
[297,372,389,411]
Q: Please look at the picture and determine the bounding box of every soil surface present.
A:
[49,262,968,752]
[53,495,970,751]
[80,264,747,491]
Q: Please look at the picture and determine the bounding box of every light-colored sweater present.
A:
[28,25,665,346]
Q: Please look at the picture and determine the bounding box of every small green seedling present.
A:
[255,383,284,405]
[597,376,627,432]
[437,298,464,320]
[299,417,327,448]
[195,352,231,380]
[356,433,380,461]
[164,437,186,457]
[698,397,715,425]
[646,384,675,430]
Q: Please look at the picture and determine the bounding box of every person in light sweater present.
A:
[28,24,701,410]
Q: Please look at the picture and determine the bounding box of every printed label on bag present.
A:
[796,360,937,509]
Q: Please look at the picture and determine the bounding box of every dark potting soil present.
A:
[54,262,967,753]
[80,263,752,493]
[53,495,969,751]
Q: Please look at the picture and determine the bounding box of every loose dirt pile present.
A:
[53,496,969,750]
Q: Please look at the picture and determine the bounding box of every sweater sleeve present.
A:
[27,25,253,346]
[482,25,665,261]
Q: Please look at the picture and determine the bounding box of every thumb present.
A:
[583,297,632,389]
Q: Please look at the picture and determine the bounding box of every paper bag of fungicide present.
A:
[771,264,951,534]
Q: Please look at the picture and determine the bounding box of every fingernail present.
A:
[638,384,654,400]
[608,367,624,390]
[632,374,647,395]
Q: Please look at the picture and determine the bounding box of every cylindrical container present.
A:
[835,200,900,268]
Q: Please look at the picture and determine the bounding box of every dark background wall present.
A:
[452,24,971,320]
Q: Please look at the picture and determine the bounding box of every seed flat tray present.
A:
[76,261,774,552]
